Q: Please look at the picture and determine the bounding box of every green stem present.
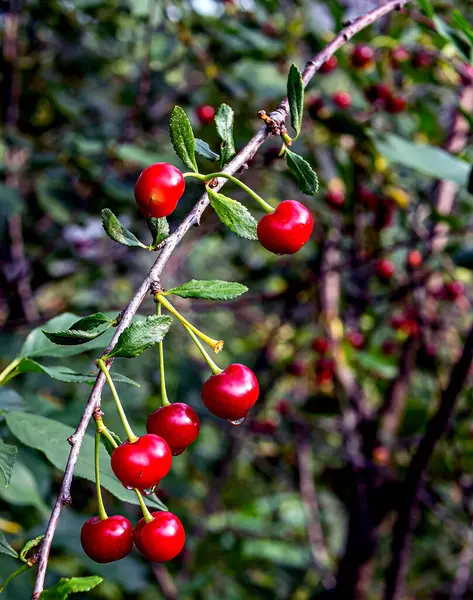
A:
[100,424,119,449]
[97,359,137,443]
[94,430,108,521]
[183,171,274,214]
[156,293,223,353]
[0,563,29,594]
[0,358,21,386]
[157,304,170,406]
[182,322,223,376]
[135,489,155,523]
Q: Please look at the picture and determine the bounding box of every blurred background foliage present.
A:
[2,0,473,598]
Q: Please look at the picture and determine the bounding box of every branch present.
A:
[30,0,411,595]
[384,324,473,600]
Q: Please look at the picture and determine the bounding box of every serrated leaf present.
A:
[148,217,169,248]
[42,326,109,346]
[195,139,220,162]
[0,531,18,558]
[285,149,319,195]
[101,430,122,457]
[166,279,248,300]
[169,106,198,172]
[4,412,165,509]
[287,64,303,139]
[20,535,44,562]
[104,315,173,359]
[215,104,236,168]
[39,576,103,599]
[0,439,17,487]
[101,208,148,249]
[71,313,113,332]
[208,188,257,240]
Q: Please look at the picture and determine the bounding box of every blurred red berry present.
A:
[351,44,374,69]
[365,83,391,106]
[460,63,473,86]
[319,55,338,74]
[332,91,352,110]
[413,50,433,69]
[376,259,395,280]
[348,332,364,350]
[195,104,216,125]
[249,419,278,434]
[407,250,422,269]
[312,337,330,355]
[276,400,290,416]
[390,46,410,67]
[315,358,335,375]
[358,186,378,209]
[326,189,345,208]
[373,446,390,466]
[286,360,306,376]
[382,339,397,356]
[385,95,407,113]
[443,280,464,301]
[308,96,325,119]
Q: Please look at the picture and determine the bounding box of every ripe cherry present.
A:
[201,363,259,422]
[390,46,410,67]
[257,200,313,255]
[443,280,464,301]
[376,259,395,280]
[332,91,352,110]
[319,55,338,74]
[385,95,407,114]
[365,83,391,106]
[81,515,133,563]
[312,336,330,355]
[407,250,422,269]
[347,332,364,350]
[351,44,374,69]
[412,50,433,69]
[133,511,185,562]
[111,434,172,492]
[195,104,216,125]
[134,163,185,219]
[146,403,200,456]
[326,189,345,208]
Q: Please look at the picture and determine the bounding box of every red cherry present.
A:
[326,190,345,208]
[412,50,433,69]
[81,515,133,563]
[365,83,391,106]
[443,280,464,301]
[319,55,338,74]
[249,419,278,434]
[332,91,352,110]
[257,200,313,255]
[390,46,410,67]
[134,163,185,219]
[111,434,172,491]
[201,363,259,422]
[133,511,185,562]
[385,95,407,113]
[312,336,330,355]
[376,259,395,280]
[146,403,200,456]
[351,44,374,69]
[347,332,364,350]
[407,250,422,269]
[195,104,216,125]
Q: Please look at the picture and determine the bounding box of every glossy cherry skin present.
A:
[134,163,185,219]
[201,363,259,421]
[351,44,374,69]
[81,515,133,563]
[376,259,395,280]
[111,434,172,491]
[195,104,216,125]
[319,55,338,74]
[146,403,200,456]
[332,91,352,110]
[133,511,185,562]
[257,200,313,255]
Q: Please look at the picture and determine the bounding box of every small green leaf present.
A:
[215,104,236,168]
[39,576,103,599]
[20,535,44,562]
[208,188,258,240]
[42,327,109,346]
[104,315,173,359]
[195,139,220,162]
[285,149,319,195]
[148,217,170,248]
[0,531,18,558]
[0,439,17,487]
[101,209,148,249]
[70,313,113,332]
[101,430,122,457]
[166,279,248,300]
[287,64,304,139]
[169,106,198,172]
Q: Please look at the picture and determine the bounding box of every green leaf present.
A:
[166,279,248,300]
[0,439,17,487]
[114,144,164,167]
[42,327,109,346]
[4,412,165,509]
[101,430,122,457]
[208,188,258,240]
[71,313,113,332]
[215,104,236,168]
[372,133,471,186]
[452,10,473,45]
[147,217,169,248]
[0,460,49,515]
[285,149,319,195]
[355,351,397,379]
[417,0,434,18]
[20,535,44,562]
[195,139,220,162]
[40,576,103,599]
[104,315,173,359]
[287,64,304,139]
[169,106,198,172]
[101,209,148,249]
[0,531,18,558]
[19,313,115,359]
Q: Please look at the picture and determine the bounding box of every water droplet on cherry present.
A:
[142,486,157,496]
[125,486,134,491]
[228,416,246,426]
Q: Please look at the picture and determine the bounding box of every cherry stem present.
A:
[94,428,108,521]
[0,563,30,594]
[135,490,154,523]
[182,321,223,376]
[156,293,223,354]
[0,357,21,386]
[97,359,138,443]
[157,303,170,406]
[183,171,275,214]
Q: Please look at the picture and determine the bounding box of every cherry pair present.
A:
[81,511,184,564]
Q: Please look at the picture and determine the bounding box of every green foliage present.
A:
[287,64,304,139]
[104,315,173,359]
[207,188,258,240]
[19,536,44,562]
[165,279,248,300]
[101,209,148,249]
[0,440,18,487]
[169,106,198,172]
[0,533,18,559]
[147,217,170,247]
[215,104,236,167]
[39,576,103,599]
[285,149,319,195]
[195,139,220,162]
